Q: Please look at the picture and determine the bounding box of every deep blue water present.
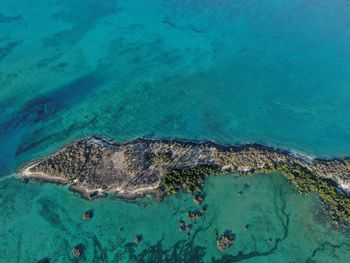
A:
[1,0,350,262]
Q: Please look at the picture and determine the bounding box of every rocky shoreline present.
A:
[20,136,350,223]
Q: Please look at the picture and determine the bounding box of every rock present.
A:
[179,220,185,227]
[37,257,50,263]
[178,220,186,233]
[217,231,235,252]
[199,205,207,213]
[72,244,85,258]
[82,209,94,220]
[193,194,204,205]
[134,234,143,244]
[188,210,202,220]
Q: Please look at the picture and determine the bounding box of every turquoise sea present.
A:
[1,0,350,262]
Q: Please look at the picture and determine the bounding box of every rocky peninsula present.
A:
[20,137,350,223]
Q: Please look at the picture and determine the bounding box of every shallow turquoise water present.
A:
[1,0,350,262]
[1,174,349,262]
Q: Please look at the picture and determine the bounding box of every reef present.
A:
[20,136,350,223]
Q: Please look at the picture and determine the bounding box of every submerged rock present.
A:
[179,220,185,227]
[37,257,50,263]
[186,224,192,231]
[82,209,94,220]
[199,205,207,214]
[193,194,205,205]
[216,231,235,252]
[179,220,186,233]
[72,244,85,258]
[188,210,202,220]
[134,234,143,244]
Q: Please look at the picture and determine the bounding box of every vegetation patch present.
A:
[161,165,220,194]
[161,162,350,224]
[278,163,350,225]
[150,152,172,165]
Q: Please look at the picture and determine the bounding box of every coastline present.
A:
[19,136,350,223]
[21,163,68,185]
[21,160,162,200]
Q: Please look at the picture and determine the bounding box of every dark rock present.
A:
[188,210,202,220]
[186,224,192,231]
[199,205,207,214]
[82,209,94,220]
[37,257,50,263]
[72,244,85,258]
[134,234,143,244]
[193,194,205,205]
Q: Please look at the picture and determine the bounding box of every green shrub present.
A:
[161,165,219,194]
[278,163,350,224]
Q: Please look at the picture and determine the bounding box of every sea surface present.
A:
[1,0,350,262]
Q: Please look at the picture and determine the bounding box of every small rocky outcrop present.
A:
[82,209,94,220]
[216,231,235,252]
[193,194,205,205]
[72,244,85,258]
[134,234,143,244]
[188,210,202,220]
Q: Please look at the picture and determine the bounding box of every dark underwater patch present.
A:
[15,116,97,156]
[36,55,62,68]
[0,41,22,60]
[53,0,119,25]
[43,25,89,49]
[112,231,207,263]
[19,97,56,124]
[0,13,22,23]
[0,71,102,131]
[41,0,119,53]
[27,71,101,115]
[51,62,69,72]
[0,71,102,175]
[15,132,56,157]
[37,197,68,232]
[162,17,207,34]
